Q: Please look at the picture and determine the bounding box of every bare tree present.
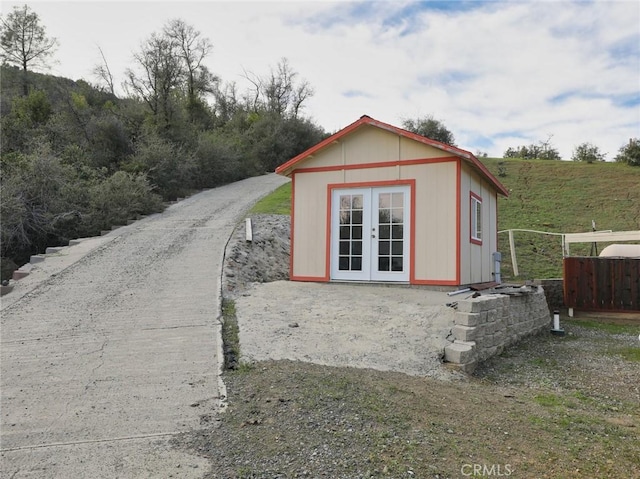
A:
[241,58,314,118]
[0,4,58,95]
[212,81,240,125]
[92,45,115,95]
[241,67,263,113]
[163,19,216,111]
[125,33,184,128]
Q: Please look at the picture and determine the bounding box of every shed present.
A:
[275,115,509,286]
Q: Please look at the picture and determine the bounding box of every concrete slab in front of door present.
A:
[235,281,463,380]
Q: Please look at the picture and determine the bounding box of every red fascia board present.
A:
[275,116,368,175]
[365,116,472,159]
[276,114,509,197]
[365,117,508,197]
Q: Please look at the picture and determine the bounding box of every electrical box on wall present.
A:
[492,252,502,284]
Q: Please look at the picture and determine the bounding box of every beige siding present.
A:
[292,170,341,278]
[399,136,453,160]
[303,141,343,168]
[401,162,457,282]
[460,164,498,284]
[343,126,401,164]
[296,126,451,171]
[344,166,397,183]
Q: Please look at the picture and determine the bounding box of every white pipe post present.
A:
[245,218,253,242]
[508,229,519,277]
[551,309,565,336]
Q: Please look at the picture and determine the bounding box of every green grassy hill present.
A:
[481,158,640,280]
[255,160,640,281]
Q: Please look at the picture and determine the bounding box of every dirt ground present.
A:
[232,280,461,380]
[172,214,640,479]
[174,321,640,479]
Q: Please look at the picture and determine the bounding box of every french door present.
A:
[330,186,410,282]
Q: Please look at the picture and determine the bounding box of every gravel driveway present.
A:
[0,174,288,478]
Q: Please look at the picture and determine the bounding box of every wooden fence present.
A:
[563,257,640,312]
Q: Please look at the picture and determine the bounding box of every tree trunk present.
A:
[21,61,29,96]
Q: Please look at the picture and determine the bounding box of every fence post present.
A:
[508,229,519,277]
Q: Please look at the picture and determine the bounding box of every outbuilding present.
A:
[275,115,509,286]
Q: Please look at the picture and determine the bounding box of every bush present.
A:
[0,90,53,153]
[86,171,163,231]
[572,142,605,163]
[194,130,248,188]
[0,147,85,262]
[123,129,196,200]
[615,138,640,166]
[86,114,133,169]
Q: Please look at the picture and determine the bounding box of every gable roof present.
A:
[276,115,509,197]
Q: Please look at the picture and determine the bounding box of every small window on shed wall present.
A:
[470,193,482,245]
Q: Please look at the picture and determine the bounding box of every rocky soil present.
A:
[222,214,291,299]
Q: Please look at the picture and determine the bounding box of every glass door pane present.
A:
[371,186,409,282]
[338,193,364,271]
[331,186,409,282]
[331,188,371,281]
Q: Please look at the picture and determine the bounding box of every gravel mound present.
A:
[222,214,291,299]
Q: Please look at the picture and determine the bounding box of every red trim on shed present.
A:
[456,159,462,285]
[470,191,483,246]
[327,179,416,283]
[276,115,508,197]
[292,156,459,175]
[289,172,296,280]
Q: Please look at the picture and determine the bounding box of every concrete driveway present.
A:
[0,174,289,478]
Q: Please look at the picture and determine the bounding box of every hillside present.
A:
[481,158,640,280]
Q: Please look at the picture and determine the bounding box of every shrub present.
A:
[615,138,640,166]
[0,147,85,261]
[86,171,163,231]
[123,130,196,200]
[194,130,248,188]
[572,142,605,163]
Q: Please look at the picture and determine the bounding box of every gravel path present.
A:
[0,174,288,478]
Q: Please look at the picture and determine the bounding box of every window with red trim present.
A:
[471,193,482,244]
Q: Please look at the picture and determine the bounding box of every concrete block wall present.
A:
[444,286,551,373]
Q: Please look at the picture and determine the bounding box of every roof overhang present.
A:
[275,115,509,197]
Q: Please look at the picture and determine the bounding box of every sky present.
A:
[3,0,640,160]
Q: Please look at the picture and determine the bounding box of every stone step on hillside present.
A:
[12,263,34,280]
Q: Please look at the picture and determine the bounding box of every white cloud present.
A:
[4,0,639,159]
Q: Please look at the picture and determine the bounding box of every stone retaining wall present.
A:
[444,286,551,373]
